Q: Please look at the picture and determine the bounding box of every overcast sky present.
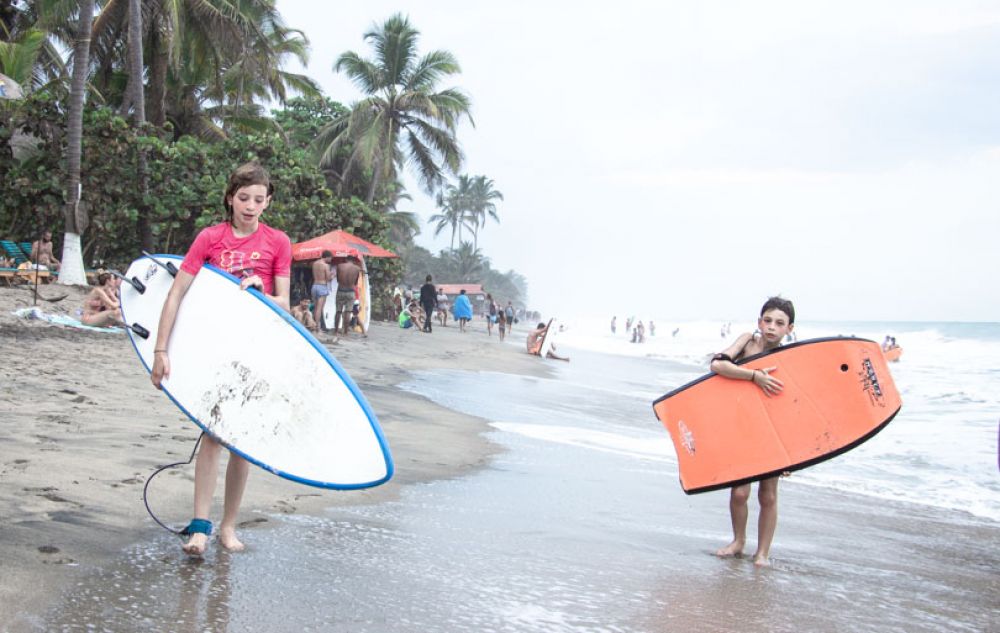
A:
[277,0,1000,322]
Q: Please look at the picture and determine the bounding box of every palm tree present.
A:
[57,0,92,286]
[315,13,473,206]
[428,174,475,249]
[445,241,487,283]
[466,175,503,249]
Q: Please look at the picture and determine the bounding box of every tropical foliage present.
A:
[0,4,528,310]
[315,13,473,206]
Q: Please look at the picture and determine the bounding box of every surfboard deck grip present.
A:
[142,250,178,276]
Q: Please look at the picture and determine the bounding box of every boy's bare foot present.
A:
[752,553,770,567]
[218,526,245,552]
[715,540,745,558]
[182,533,209,556]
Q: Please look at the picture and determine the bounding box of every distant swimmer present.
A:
[611,316,617,334]
[672,327,680,338]
[527,322,569,361]
[709,296,795,568]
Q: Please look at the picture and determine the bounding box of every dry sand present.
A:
[0,283,543,628]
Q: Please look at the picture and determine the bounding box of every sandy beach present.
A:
[0,283,544,630]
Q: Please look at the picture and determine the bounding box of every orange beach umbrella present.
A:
[291,229,397,261]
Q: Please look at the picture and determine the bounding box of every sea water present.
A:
[35,321,999,632]
[549,318,1000,522]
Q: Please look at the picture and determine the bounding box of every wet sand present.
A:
[0,283,542,631]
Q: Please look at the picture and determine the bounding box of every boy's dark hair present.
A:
[223,162,272,221]
[322,250,332,259]
[760,296,795,324]
[537,322,546,329]
[97,272,111,285]
[426,275,432,282]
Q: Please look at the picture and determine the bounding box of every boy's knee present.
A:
[731,486,751,505]
[758,488,778,508]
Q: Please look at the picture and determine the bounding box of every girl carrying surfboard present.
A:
[150,162,292,556]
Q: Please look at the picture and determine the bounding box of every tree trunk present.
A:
[147,27,168,128]
[58,0,94,286]
[127,0,152,250]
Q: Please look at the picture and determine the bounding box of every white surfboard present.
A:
[539,318,557,359]
[321,258,370,332]
[322,277,338,330]
[119,254,393,489]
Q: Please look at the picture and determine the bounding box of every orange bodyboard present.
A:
[652,337,901,494]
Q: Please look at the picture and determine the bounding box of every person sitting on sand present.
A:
[291,298,317,331]
[80,272,124,327]
[451,289,473,333]
[398,302,416,329]
[526,322,570,361]
[709,296,795,567]
[30,230,60,271]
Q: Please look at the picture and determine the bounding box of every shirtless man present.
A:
[526,322,570,361]
[334,256,363,335]
[291,297,318,331]
[310,251,334,330]
[30,230,60,271]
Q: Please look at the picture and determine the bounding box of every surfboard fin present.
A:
[129,323,150,339]
[109,270,146,294]
[142,251,178,277]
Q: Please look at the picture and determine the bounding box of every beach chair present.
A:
[0,266,19,286]
[1,240,29,264]
[20,242,32,257]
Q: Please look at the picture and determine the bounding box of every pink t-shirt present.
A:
[180,222,292,296]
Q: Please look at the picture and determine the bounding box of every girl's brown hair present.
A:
[223,162,274,222]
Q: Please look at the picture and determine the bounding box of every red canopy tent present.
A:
[291,229,398,261]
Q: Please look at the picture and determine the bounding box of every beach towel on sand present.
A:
[12,307,124,333]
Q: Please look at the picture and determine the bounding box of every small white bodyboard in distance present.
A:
[119,254,393,489]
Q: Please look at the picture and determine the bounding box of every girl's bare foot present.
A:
[715,540,745,558]
[753,553,771,567]
[218,526,245,552]
[182,532,209,556]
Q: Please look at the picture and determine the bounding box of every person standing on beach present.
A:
[310,251,333,331]
[419,275,437,333]
[437,287,449,326]
[611,316,617,334]
[334,256,362,335]
[485,293,498,336]
[150,162,291,556]
[452,289,473,332]
[709,296,795,567]
[505,301,515,332]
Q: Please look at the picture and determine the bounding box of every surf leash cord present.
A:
[142,432,204,537]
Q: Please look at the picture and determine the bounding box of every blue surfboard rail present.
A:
[120,253,393,490]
